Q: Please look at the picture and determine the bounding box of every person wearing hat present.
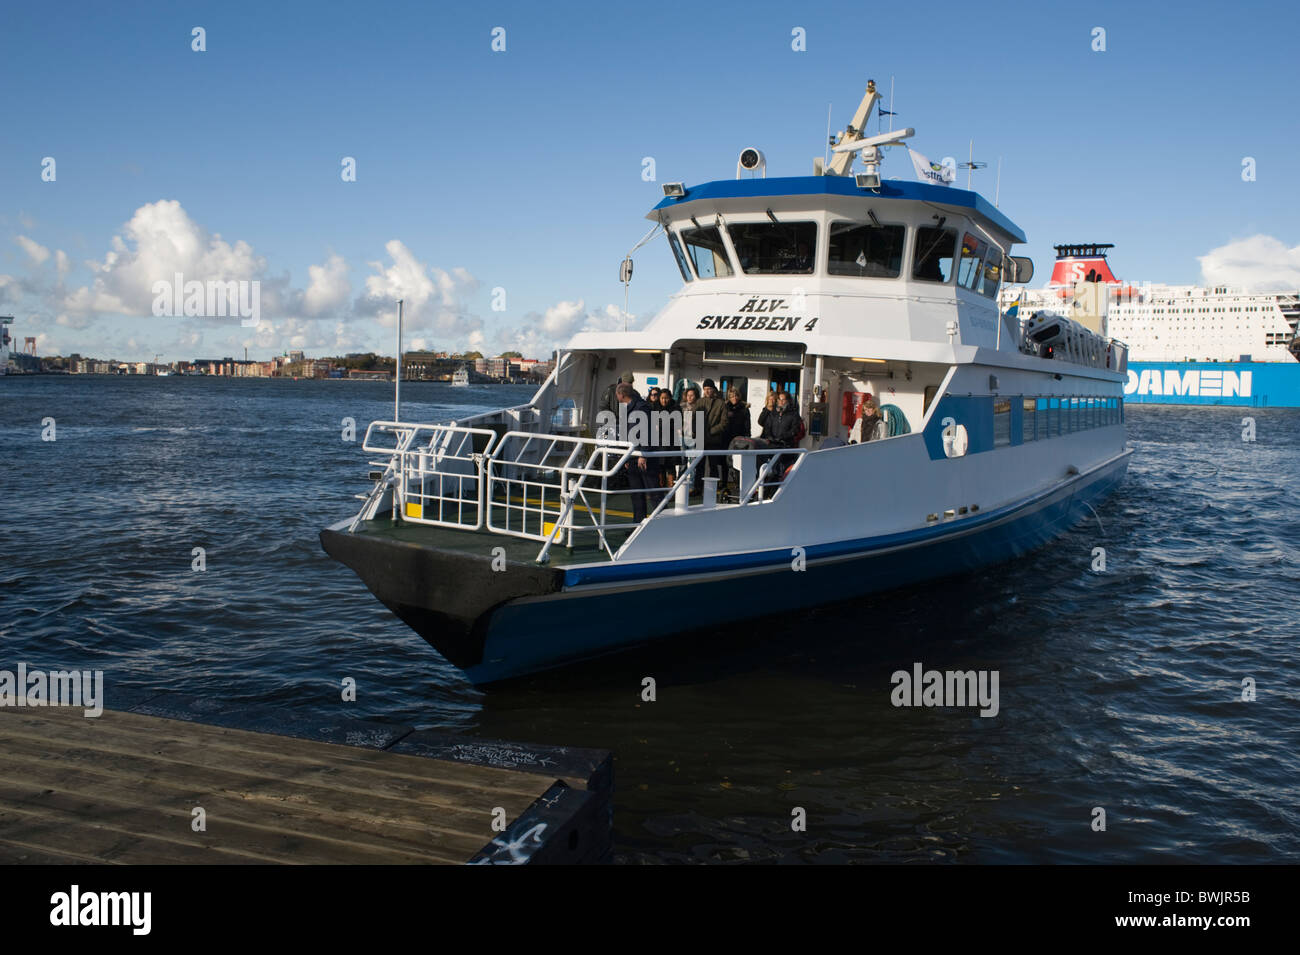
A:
[697,379,729,492]
[600,372,638,419]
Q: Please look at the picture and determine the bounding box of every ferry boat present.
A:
[451,366,470,387]
[322,81,1133,684]
[1003,244,1300,407]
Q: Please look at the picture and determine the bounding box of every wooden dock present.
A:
[0,691,612,865]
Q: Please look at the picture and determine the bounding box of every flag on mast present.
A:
[908,148,953,187]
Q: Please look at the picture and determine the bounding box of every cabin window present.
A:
[729,221,817,274]
[978,252,1002,300]
[1046,397,1060,436]
[913,227,956,283]
[680,226,734,278]
[667,232,693,282]
[957,234,991,291]
[828,221,905,277]
[1022,398,1037,442]
[993,398,1011,447]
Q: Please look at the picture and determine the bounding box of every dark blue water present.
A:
[2,376,1298,863]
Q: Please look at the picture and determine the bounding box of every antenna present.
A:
[994,156,1002,207]
[824,103,832,170]
[888,76,894,134]
[959,140,987,190]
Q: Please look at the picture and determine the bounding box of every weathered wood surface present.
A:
[0,693,612,865]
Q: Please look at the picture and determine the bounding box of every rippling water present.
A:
[2,376,1297,863]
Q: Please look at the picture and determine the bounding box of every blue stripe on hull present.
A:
[464,453,1130,684]
[1124,361,1300,407]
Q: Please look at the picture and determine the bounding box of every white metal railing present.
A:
[362,420,499,530]
[353,417,810,562]
[487,433,634,560]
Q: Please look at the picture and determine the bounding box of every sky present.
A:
[2,0,1299,362]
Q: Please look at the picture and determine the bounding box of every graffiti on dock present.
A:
[444,742,558,771]
[470,822,549,865]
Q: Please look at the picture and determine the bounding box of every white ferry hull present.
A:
[325,448,1128,684]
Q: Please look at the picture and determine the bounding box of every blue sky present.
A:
[2,0,1298,361]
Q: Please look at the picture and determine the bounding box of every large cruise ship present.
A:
[1003,244,1300,406]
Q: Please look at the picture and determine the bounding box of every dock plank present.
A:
[0,704,608,864]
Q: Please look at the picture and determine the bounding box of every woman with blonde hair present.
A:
[849,394,886,443]
[756,390,778,436]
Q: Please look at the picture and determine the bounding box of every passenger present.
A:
[849,395,886,443]
[699,379,729,491]
[679,386,700,484]
[655,388,679,487]
[615,382,663,522]
[758,391,802,498]
[600,372,636,418]
[721,386,751,496]
[756,391,778,437]
[769,390,802,448]
[760,390,797,444]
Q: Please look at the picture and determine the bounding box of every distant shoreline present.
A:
[2,372,538,384]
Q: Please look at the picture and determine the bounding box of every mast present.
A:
[825,81,881,176]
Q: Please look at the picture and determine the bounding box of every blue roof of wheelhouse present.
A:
[650,176,1027,245]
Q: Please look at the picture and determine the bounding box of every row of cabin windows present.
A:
[667,222,1001,297]
[993,395,1124,447]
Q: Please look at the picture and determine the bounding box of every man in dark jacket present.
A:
[758,390,802,497]
[761,390,801,447]
[615,382,662,522]
[698,379,729,491]
[600,372,637,420]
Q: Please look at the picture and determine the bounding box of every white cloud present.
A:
[2,200,549,360]
[358,239,483,346]
[15,235,50,265]
[494,300,638,356]
[68,199,266,316]
[1198,235,1300,291]
[303,254,350,316]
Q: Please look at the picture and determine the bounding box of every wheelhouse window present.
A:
[957,234,986,290]
[979,255,1002,300]
[680,226,733,278]
[667,232,693,282]
[729,221,817,274]
[956,233,1002,300]
[912,226,956,283]
[828,221,905,277]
